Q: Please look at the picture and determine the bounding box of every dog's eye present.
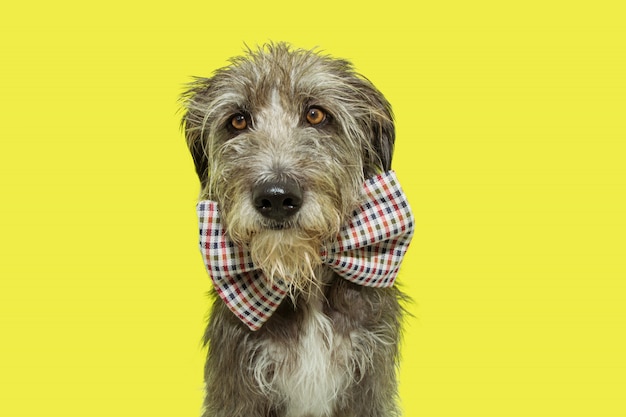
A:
[306,107,327,126]
[230,114,248,130]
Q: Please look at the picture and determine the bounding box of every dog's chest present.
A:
[267,307,352,417]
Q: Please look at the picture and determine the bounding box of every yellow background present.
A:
[1,1,625,416]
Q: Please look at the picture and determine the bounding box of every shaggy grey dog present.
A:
[181,43,406,417]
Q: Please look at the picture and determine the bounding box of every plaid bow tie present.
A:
[197,170,414,331]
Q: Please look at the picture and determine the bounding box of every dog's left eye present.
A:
[306,107,327,126]
[230,113,248,130]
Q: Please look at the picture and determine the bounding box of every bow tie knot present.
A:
[197,171,414,331]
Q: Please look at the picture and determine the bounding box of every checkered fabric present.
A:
[197,170,414,331]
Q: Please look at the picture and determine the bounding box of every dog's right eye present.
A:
[230,114,248,130]
[306,107,327,126]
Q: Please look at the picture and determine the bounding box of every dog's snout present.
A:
[252,180,303,222]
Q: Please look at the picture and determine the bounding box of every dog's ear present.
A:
[180,78,211,187]
[368,90,395,172]
[351,76,396,175]
[187,131,209,187]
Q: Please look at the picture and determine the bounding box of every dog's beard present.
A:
[249,229,323,296]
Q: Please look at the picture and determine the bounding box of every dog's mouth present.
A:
[264,220,294,231]
[269,224,287,230]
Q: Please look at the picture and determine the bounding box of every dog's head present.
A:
[181,43,395,289]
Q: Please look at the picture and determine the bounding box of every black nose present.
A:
[252,180,303,222]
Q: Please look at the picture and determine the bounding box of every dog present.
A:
[181,43,413,417]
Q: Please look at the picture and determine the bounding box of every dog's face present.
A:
[182,43,395,290]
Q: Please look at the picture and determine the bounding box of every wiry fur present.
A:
[181,43,405,417]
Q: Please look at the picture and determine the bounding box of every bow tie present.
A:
[197,170,415,331]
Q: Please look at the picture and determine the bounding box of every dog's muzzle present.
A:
[252,179,303,222]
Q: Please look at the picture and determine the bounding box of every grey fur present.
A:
[181,43,405,417]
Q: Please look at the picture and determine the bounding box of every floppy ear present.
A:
[349,76,396,175]
[368,91,395,172]
[187,130,209,186]
[180,78,211,187]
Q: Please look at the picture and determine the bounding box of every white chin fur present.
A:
[249,229,323,293]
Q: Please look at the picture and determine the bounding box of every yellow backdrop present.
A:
[1,1,625,416]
